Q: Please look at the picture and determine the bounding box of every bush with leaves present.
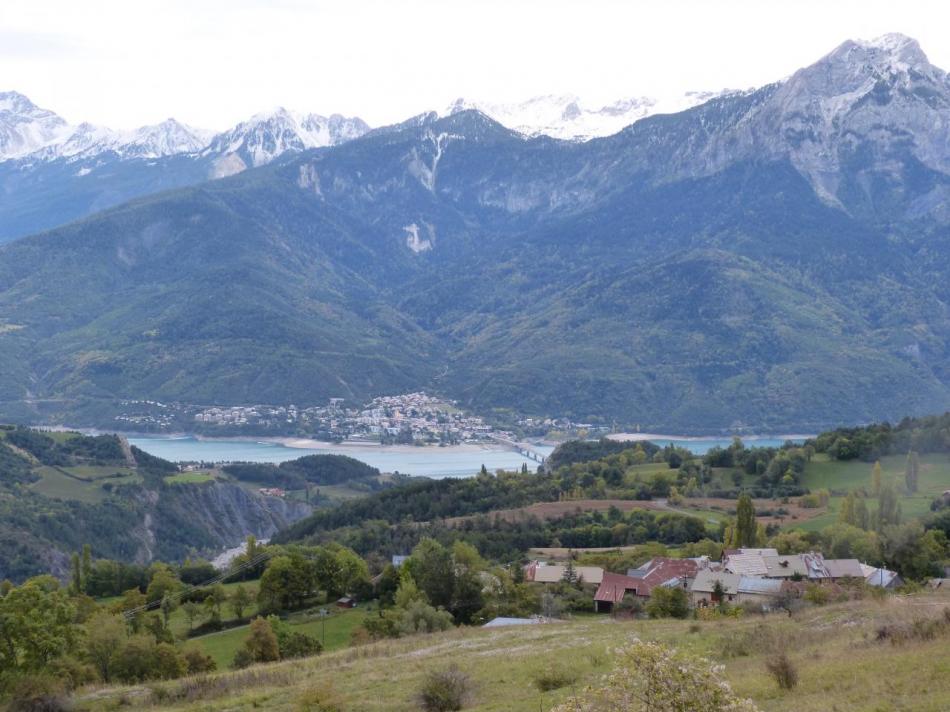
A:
[765,652,798,690]
[295,682,346,712]
[533,665,579,692]
[645,586,690,619]
[5,673,72,712]
[398,600,455,636]
[803,584,830,606]
[109,635,186,683]
[266,615,323,660]
[182,646,217,674]
[416,665,472,712]
[552,638,758,712]
[232,617,281,669]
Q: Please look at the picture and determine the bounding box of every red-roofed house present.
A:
[595,558,702,612]
[638,557,700,594]
[594,572,644,613]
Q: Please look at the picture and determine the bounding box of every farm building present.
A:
[689,569,783,607]
[823,558,866,580]
[594,572,644,613]
[861,564,903,588]
[524,561,604,585]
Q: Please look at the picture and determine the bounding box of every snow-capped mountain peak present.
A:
[204,107,370,171]
[0,90,71,160]
[119,118,214,158]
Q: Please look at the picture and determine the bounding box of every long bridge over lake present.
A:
[489,435,547,465]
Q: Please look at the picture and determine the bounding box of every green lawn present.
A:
[30,466,106,503]
[44,430,80,444]
[789,452,950,531]
[188,608,365,669]
[99,581,365,670]
[63,465,137,480]
[164,471,216,485]
[30,465,141,503]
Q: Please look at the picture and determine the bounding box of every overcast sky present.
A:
[2,0,948,130]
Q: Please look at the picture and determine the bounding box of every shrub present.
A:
[6,674,72,712]
[397,601,454,636]
[110,635,187,683]
[279,630,323,660]
[48,657,97,690]
[612,594,643,618]
[765,652,798,690]
[645,586,690,619]
[296,682,346,712]
[416,665,472,711]
[532,665,578,692]
[232,617,280,668]
[875,609,950,645]
[551,638,758,711]
[803,584,830,606]
[182,646,217,674]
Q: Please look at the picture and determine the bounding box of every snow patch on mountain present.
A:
[203,108,370,167]
[444,91,730,141]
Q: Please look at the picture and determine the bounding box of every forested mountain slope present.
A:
[1,35,949,431]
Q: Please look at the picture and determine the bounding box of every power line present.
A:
[121,548,274,620]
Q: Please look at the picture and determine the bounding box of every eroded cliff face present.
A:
[162,481,312,550]
[120,481,313,567]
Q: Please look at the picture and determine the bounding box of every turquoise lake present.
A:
[128,434,806,478]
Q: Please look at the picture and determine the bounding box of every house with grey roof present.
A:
[690,569,783,607]
[861,564,903,589]
[823,558,865,580]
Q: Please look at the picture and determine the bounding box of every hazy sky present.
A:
[2,0,948,130]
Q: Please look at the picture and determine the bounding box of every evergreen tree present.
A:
[871,461,883,496]
[735,494,757,548]
[562,556,578,585]
[905,451,919,493]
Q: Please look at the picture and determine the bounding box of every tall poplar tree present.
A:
[735,494,757,548]
[871,461,883,496]
[905,451,919,493]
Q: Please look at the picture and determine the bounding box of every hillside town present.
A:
[114,392,538,443]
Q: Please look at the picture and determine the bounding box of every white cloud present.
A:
[1,0,947,130]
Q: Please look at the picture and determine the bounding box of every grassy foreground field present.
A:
[78,591,950,712]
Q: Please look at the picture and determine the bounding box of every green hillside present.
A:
[79,592,950,712]
[1,110,949,431]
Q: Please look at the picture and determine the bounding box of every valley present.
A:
[4,11,950,710]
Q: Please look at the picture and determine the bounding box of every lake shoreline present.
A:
[607,432,815,443]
